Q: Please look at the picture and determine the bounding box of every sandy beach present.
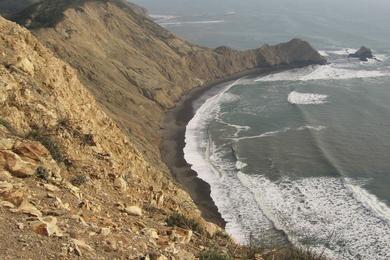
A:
[160,65,299,227]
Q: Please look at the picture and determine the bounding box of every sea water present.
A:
[133,0,390,259]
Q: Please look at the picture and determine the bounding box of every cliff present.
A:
[0,0,327,259]
[10,0,326,166]
[0,16,226,259]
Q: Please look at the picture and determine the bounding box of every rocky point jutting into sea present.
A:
[0,0,326,259]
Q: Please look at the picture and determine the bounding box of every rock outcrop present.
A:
[349,46,374,61]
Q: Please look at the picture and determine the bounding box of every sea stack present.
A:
[349,46,374,61]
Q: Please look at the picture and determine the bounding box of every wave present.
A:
[149,14,177,22]
[232,125,326,141]
[327,48,358,55]
[185,98,390,259]
[255,64,389,82]
[288,91,328,105]
[237,174,390,259]
[318,50,329,57]
[159,20,225,26]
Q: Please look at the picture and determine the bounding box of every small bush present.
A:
[0,117,17,135]
[71,175,88,187]
[215,230,231,240]
[271,246,327,260]
[199,249,233,260]
[27,129,65,163]
[82,133,96,146]
[166,213,203,234]
[36,166,50,181]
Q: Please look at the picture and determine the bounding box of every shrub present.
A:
[199,249,233,260]
[36,166,50,181]
[271,246,327,260]
[215,230,231,240]
[0,117,18,135]
[166,213,203,234]
[71,175,88,187]
[27,129,65,163]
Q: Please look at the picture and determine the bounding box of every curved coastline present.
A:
[159,64,313,227]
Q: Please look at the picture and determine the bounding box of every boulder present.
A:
[142,228,159,239]
[100,227,111,236]
[124,205,143,216]
[349,46,373,61]
[71,239,94,256]
[114,177,127,193]
[0,150,38,178]
[13,141,51,162]
[14,199,42,217]
[0,181,13,194]
[32,216,63,237]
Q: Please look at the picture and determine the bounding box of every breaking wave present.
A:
[255,64,389,82]
[288,91,328,105]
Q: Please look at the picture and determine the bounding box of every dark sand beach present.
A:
[160,65,300,227]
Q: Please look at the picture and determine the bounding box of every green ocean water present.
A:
[134,0,390,259]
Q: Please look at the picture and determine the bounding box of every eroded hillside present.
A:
[0,16,232,259]
[10,0,325,165]
[0,1,328,259]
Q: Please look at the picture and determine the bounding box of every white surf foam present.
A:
[237,174,390,260]
[232,125,325,141]
[235,160,248,170]
[184,76,390,259]
[159,20,225,26]
[184,78,284,244]
[327,48,358,55]
[288,91,328,105]
[150,14,176,20]
[318,50,329,57]
[255,64,389,82]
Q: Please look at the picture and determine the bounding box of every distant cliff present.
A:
[10,0,325,166]
[0,0,39,17]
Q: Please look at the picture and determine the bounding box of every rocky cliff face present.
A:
[0,0,327,258]
[0,16,226,259]
[9,0,326,166]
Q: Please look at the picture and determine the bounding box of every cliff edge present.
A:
[0,0,327,259]
[9,0,326,167]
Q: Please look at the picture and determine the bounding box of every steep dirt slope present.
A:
[0,16,228,259]
[10,0,326,165]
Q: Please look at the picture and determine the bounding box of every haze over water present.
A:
[134,0,390,259]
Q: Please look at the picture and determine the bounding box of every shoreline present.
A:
[159,64,313,227]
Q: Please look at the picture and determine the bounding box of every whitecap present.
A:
[318,50,329,57]
[255,64,389,82]
[232,125,325,141]
[160,20,225,26]
[237,174,390,259]
[235,160,248,170]
[149,14,177,21]
[296,125,327,131]
[327,48,358,55]
[288,91,328,105]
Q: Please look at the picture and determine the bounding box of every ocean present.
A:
[133,0,390,259]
